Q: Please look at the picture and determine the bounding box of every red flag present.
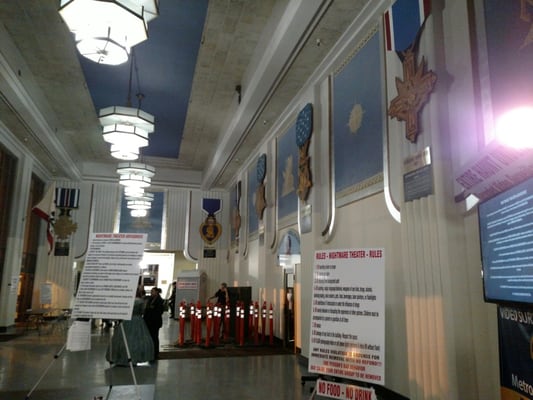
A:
[32,182,56,254]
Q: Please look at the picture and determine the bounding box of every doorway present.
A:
[278,230,300,350]
[284,270,295,348]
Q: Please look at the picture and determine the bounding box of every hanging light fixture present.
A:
[123,187,153,217]
[117,162,155,188]
[58,0,159,65]
[126,191,154,210]
[99,50,155,160]
[124,186,146,198]
[131,209,148,217]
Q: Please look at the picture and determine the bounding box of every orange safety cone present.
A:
[189,302,196,342]
[269,303,274,345]
[205,301,212,347]
[235,302,241,344]
[253,301,259,345]
[178,301,186,347]
[195,300,202,345]
[248,302,254,340]
[261,301,267,343]
[239,302,245,346]
[224,303,231,342]
[213,304,221,345]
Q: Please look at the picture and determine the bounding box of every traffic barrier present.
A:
[224,304,231,342]
[261,301,267,343]
[235,302,241,344]
[269,303,274,345]
[253,301,259,345]
[177,300,276,347]
[213,304,221,345]
[205,301,213,347]
[195,300,202,345]
[248,303,254,340]
[239,301,245,346]
[178,301,186,346]
[189,302,196,342]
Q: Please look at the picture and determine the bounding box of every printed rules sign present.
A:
[308,248,385,385]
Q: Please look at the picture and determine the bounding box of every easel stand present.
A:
[24,344,66,400]
[106,321,141,400]
[24,321,142,400]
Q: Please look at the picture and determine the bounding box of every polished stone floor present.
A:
[0,316,313,399]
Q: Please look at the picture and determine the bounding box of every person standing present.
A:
[106,288,154,366]
[207,282,230,337]
[143,287,164,360]
[168,281,177,319]
[208,282,230,306]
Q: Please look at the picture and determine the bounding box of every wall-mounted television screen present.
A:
[478,176,533,305]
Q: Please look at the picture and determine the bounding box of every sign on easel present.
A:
[71,233,147,320]
[309,248,385,385]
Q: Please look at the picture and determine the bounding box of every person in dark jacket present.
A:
[143,287,165,360]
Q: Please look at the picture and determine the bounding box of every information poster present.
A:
[498,306,533,400]
[40,282,52,305]
[309,248,385,385]
[71,233,147,320]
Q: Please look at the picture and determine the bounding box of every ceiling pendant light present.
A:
[124,186,146,198]
[110,143,140,160]
[130,209,148,218]
[124,188,153,217]
[126,193,154,210]
[117,162,155,188]
[59,0,159,65]
[127,199,152,210]
[99,50,155,160]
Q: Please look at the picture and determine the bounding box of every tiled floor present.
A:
[0,316,314,399]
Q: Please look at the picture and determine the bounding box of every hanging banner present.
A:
[71,233,147,320]
[309,248,385,385]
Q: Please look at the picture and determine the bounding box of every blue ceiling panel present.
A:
[80,0,209,159]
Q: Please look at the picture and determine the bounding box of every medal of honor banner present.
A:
[309,248,385,385]
[72,233,147,320]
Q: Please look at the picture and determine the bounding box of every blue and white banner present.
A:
[202,198,221,216]
[55,188,80,209]
[384,0,431,52]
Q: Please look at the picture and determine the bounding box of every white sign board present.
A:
[10,275,19,295]
[66,320,92,351]
[315,378,377,400]
[40,283,52,305]
[71,233,147,320]
[309,248,385,385]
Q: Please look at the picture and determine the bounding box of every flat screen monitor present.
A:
[478,176,533,305]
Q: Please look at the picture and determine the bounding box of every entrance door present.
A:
[284,271,295,349]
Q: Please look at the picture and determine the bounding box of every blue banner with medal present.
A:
[200,198,222,255]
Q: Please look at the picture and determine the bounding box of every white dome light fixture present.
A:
[123,187,153,217]
[131,209,148,217]
[117,162,155,188]
[100,107,154,160]
[127,199,152,210]
[58,0,159,65]
[110,143,140,161]
[98,45,155,161]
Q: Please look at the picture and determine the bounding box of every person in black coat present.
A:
[143,287,165,360]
